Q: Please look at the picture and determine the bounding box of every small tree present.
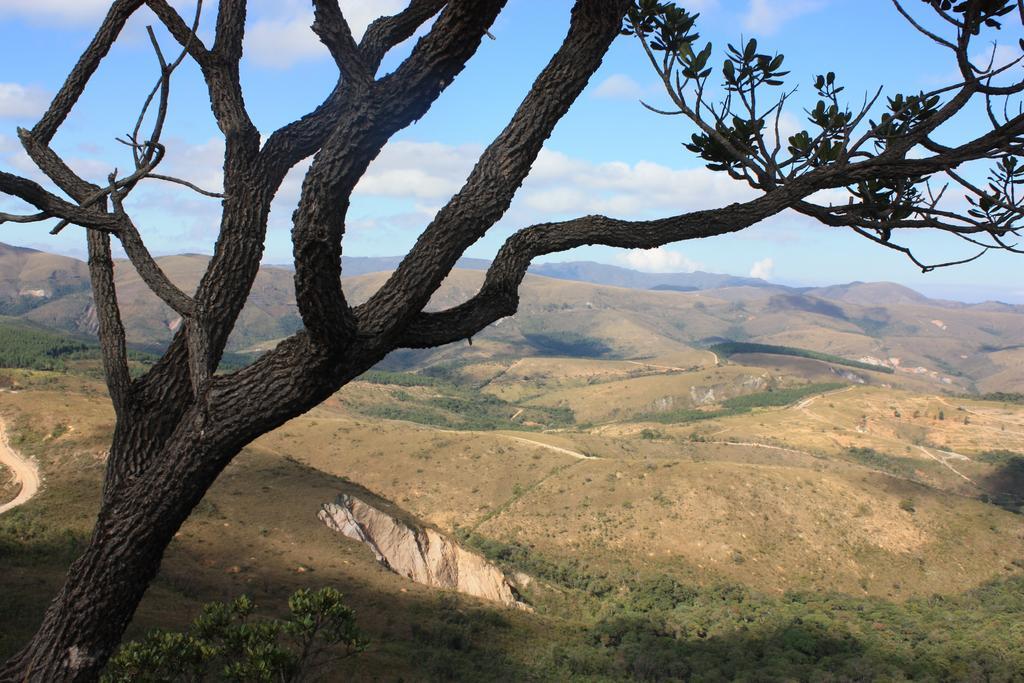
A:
[1,1,1023,678]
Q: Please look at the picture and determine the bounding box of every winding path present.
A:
[499,434,597,460]
[625,360,688,372]
[915,445,975,484]
[796,385,856,410]
[0,418,40,515]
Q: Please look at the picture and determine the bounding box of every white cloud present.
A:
[591,74,644,100]
[305,141,755,222]
[245,11,325,69]
[158,136,226,194]
[519,148,755,217]
[975,44,1021,71]
[0,0,112,23]
[772,111,803,148]
[21,133,755,252]
[742,0,825,35]
[0,83,50,120]
[353,141,480,199]
[749,256,774,279]
[245,0,406,69]
[619,247,703,273]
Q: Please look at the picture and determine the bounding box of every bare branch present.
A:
[131,2,203,168]
[891,0,956,49]
[108,173,196,318]
[146,173,224,198]
[86,229,132,415]
[33,0,145,144]
[145,0,212,66]
[0,171,119,232]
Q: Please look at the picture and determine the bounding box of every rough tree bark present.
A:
[1,0,1022,679]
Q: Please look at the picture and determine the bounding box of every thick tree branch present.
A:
[87,230,132,414]
[398,200,799,348]
[0,171,118,231]
[33,0,145,144]
[258,1,446,183]
[312,1,371,86]
[360,0,448,68]
[359,0,630,339]
[290,0,507,347]
[398,118,1024,347]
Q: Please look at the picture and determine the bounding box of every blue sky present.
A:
[1,0,1023,302]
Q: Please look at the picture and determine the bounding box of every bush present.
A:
[103,588,364,682]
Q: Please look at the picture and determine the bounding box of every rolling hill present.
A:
[3,243,1024,393]
[2,244,1024,679]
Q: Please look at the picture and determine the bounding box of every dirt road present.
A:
[499,434,597,460]
[796,385,856,410]
[0,418,40,515]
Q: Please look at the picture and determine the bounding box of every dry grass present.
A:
[3,358,1024,675]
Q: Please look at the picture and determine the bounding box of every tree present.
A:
[1,0,1023,678]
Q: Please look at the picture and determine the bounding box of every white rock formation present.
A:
[319,495,528,609]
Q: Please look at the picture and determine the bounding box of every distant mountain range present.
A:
[336,255,1014,306]
[3,242,1024,393]
[335,256,776,292]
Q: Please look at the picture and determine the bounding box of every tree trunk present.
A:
[1,338,375,681]
[0,434,228,681]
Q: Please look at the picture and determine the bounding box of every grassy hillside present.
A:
[4,283,1024,662]
[3,365,1024,680]
[0,243,90,316]
[4,249,1024,678]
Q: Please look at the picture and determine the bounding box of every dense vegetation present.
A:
[710,341,894,374]
[638,382,846,424]
[0,319,92,371]
[103,588,363,682]
[358,370,448,388]
[448,533,1024,681]
[350,370,575,431]
[977,392,1024,404]
[0,319,255,375]
[843,446,920,479]
[457,532,615,598]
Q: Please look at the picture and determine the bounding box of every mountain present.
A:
[0,243,90,316]
[3,243,1024,392]
[340,257,770,292]
[527,260,769,290]
[338,255,492,277]
[805,281,933,307]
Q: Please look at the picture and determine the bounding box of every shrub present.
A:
[103,588,363,682]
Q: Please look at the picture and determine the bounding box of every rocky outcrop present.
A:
[319,495,528,609]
